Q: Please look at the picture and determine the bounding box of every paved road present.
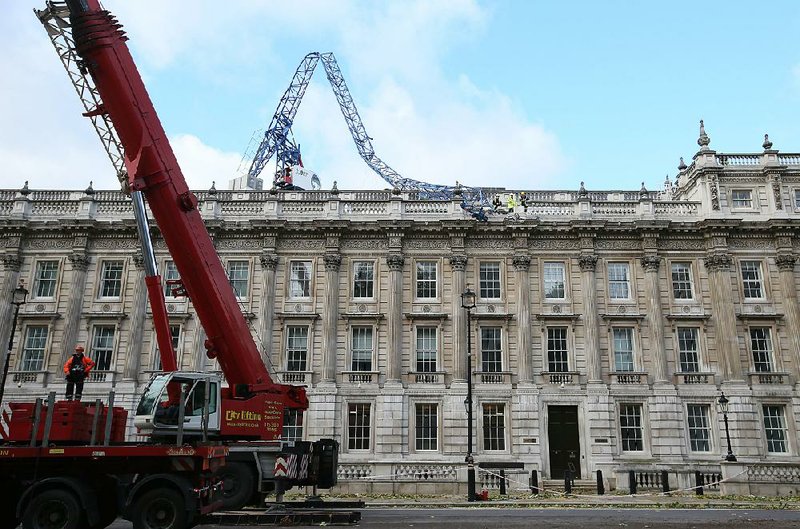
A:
[106,507,800,528]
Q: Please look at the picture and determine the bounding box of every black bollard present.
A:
[695,471,704,496]
[530,469,539,495]
[597,469,605,495]
[565,469,572,494]
[661,470,670,493]
[499,469,507,496]
[629,470,637,494]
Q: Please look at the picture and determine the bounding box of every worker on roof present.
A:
[507,194,517,211]
[63,345,95,401]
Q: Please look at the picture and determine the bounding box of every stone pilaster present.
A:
[0,251,22,376]
[386,254,405,383]
[450,254,467,382]
[641,255,668,383]
[123,252,147,380]
[579,254,601,382]
[513,255,532,382]
[776,254,800,379]
[258,252,279,365]
[322,253,342,383]
[704,252,743,381]
[193,327,209,372]
[61,250,90,366]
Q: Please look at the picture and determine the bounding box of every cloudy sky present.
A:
[1,1,799,193]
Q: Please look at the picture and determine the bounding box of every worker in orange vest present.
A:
[63,345,95,401]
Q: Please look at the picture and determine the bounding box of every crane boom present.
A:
[61,0,299,404]
[247,52,487,211]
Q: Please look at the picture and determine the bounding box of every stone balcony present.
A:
[611,371,647,385]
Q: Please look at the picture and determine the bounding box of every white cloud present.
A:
[170,134,243,190]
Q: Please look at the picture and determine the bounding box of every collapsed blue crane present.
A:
[246,52,488,217]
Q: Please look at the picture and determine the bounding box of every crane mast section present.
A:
[66,1,271,389]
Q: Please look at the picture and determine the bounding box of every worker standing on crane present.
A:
[63,345,95,401]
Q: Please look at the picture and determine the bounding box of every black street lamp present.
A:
[0,282,29,405]
[718,392,737,462]
[461,287,477,502]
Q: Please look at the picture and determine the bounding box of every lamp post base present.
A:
[467,466,476,502]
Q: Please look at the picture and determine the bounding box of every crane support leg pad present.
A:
[206,509,361,525]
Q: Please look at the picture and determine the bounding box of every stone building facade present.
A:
[2,131,800,492]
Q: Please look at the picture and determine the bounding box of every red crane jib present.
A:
[68,2,307,413]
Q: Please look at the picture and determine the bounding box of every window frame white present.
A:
[285,325,310,372]
[479,326,503,373]
[730,188,754,209]
[226,259,251,300]
[90,324,116,372]
[686,403,712,453]
[740,260,766,300]
[97,259,125,299]
[478,261,502,300]
[611,326,635,372]
[346,401,373,452]
[413,402,439,452]
[481,402,507,452]
[607,262,632,301]
[163,260,181,298]
[288,260,313,300]
[351,260,376,300]
[349,325,375,372]
[670,261,694,300]
[542,261,567,300]
[32,259,60,300]
[414,260,438,300]
[19,324,49,372]
[545,326,570,373]
[762,404,789,454]
[619,403,645,453]
[676,326,703,373]
[414,325,438,373]
[749,326,776,373]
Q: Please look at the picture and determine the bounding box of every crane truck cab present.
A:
[135,372,221,437]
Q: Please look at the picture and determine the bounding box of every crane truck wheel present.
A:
[21,488,82,529]
[131,488,187,529]
[215,461,256,510]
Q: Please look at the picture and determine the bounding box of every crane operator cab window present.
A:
[136,374,220,433]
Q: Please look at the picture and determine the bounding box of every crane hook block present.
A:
[178,191,198,212]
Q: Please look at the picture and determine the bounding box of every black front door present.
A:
[548,405,581,479]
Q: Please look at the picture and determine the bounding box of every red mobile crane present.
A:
[0,1,339,527]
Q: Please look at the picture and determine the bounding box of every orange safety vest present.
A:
[63,355,96,375]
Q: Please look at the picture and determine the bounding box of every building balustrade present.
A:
[542,371,579,385]
[342,371,379,384]
[10,371,48,386]
[408,371,445,384]
[675,372,715,385]
[87,370,116,383]
[476,371,512,384]
[279,371,311,385]
[611,372,647,385]
[749,372,788,385]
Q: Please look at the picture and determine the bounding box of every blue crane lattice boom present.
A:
[246,52,488,215]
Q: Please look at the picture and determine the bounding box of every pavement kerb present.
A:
[357,497,800,510]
